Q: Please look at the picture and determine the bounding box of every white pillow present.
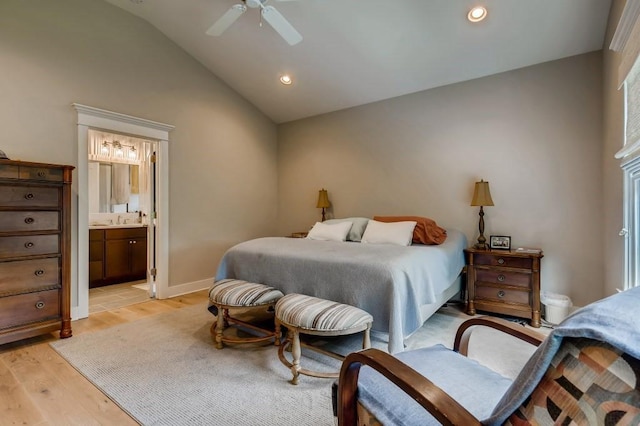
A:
[361,220,417,246]
[306,221,353,242]
[323,217,370,242]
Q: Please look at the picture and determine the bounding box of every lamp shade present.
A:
[470,180,494,206]
[316,189,330,208]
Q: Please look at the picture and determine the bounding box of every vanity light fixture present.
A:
[467,6,487,23]
[101,141,109,154]
[280,75,293,85]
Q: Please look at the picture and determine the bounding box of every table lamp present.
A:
[316,189,330,222]
[470,179,494,250]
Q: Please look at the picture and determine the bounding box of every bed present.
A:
[214,228,467,354]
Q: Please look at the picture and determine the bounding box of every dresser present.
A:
[464,248,543,327]
[0,159,74,345]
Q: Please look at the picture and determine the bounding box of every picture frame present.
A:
[490,235,511,250]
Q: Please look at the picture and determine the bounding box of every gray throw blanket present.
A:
[486,286,640,424]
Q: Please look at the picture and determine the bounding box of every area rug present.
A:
[49,302,533,425]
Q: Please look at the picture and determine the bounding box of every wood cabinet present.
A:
[90,227,147,288]
[464,248,543,327]
[0,159,74,345]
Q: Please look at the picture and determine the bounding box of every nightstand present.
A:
[290,231,308,238]
[464,248,543,327]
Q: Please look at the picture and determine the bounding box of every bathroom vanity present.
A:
[89,225,147,288]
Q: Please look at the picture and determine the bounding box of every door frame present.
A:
[73,104,174,319]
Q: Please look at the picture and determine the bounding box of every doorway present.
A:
[87,130,157,312]
[73,104,174,320]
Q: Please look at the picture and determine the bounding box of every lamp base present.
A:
[473,242,489,250]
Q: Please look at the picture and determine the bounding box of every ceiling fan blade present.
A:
[261,5,303,45]
[206,4,247,36]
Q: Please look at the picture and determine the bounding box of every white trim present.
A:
[162,278,212,299]
[72,104,174,319]
[610,0,640,52]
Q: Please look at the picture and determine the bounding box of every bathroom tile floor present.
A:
[89,280,151,314]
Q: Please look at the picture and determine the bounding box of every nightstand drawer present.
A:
[476,268,531,289]
[475,285,529,305]
[474,253,532,269]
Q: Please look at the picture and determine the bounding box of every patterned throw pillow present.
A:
[505,338,640,425]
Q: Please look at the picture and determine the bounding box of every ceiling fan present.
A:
[206,0,303,46]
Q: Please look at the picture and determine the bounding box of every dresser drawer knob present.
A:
[35,301,45,309]
[497,290,505,298]
[24,193,35,200]
[497,258,505,265]
[37,171,46,177]
[24,241,34,249]
[497,274,506,282]
[24,217,35,224]
[34,269,45,276]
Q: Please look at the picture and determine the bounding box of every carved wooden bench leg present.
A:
[215,305,225,349]
[290,329,301,385]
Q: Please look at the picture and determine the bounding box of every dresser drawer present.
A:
[0,164,19,179]
[475,285,530,305]
[475,268,531,289]
[0,289,60,330]
[0,211,59,232]
[0,258,60,295]
[0,235,59,259]
[0,185,60,208]
[19,166,64,182]
[474,253,532,269]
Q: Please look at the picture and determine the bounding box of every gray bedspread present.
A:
[215,229,467,353]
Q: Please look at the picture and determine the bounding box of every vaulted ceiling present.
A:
[104,0,612,123]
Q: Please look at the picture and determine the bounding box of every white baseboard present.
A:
[161,278,212,299]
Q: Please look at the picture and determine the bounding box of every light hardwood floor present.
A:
[0,289,209,425]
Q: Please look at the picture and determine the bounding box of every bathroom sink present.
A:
[89,223,146,229]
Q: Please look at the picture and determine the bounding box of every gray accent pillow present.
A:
[323,217,370,242]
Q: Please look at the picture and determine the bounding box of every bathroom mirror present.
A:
[88,161,140,213]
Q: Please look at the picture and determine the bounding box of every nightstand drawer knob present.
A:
[25,242,34,249]
[34,269,45,276]
[35,301,45,309]
[25,217,35,224]
[497,258,505,265]
[497,274,506,282]
[24,193,35,200]
[497,290,505,298]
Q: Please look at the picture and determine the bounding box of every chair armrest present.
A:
[337,348,482,426]
[453,316,545,356]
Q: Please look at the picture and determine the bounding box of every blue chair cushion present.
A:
[209,279,284,307]
[357,344,513,425]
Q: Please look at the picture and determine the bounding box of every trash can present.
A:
[541,291,572,325]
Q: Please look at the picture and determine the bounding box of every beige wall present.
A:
[602,0,626,297]
[0,0,278,302]
[278,52,604,307]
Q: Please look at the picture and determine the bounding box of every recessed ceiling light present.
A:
[468,6,487,23]
[279,75,293,85]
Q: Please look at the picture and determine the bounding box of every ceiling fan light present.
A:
[280,75,293,85]
[468,6,487,23]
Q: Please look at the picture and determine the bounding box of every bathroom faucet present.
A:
[117,215,122,225]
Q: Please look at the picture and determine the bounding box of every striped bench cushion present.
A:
[209,279,284,307]
[275,293,373,332]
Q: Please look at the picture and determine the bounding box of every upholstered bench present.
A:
[208,278,284,349]
[275,293,373,385]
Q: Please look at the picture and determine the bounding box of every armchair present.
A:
[336,287,640,425]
